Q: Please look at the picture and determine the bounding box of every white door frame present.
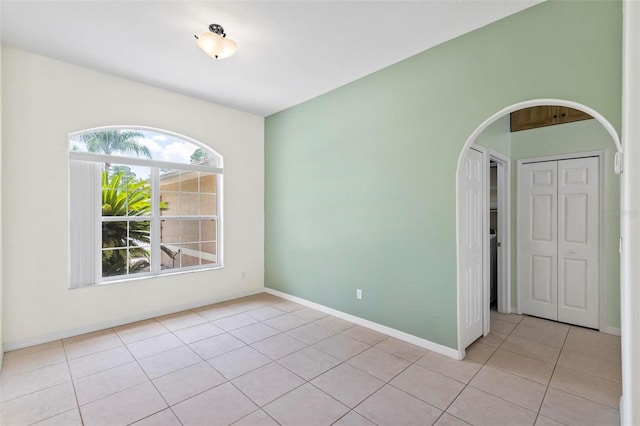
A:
[456,99,621,360]
[489,150,511,316]
[516,151,606,331]
[622,1,640,422]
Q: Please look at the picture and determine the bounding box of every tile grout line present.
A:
[533,321,571,425]
[481,315,562,416]
[337,333,460,426]
[226,312,360,424]
[151,306,293,422]
[129,298,291,425]
[345,347,423,426]
[217,306,348,425]
[0,360,70,404]
[218,310,400,426]
[57,338,84,426]
[0,342,81,425]
[112,321,187,426]
[431,313,526,424]
[120,300,286,424]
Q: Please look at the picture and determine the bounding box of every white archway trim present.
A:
[455,99,622,359]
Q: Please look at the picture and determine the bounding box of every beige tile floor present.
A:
[0,293,622,426]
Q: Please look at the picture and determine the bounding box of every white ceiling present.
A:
[0,1,540,116]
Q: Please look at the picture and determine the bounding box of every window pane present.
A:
[201,219,216,242]
[161,219,180,244]
[102,221,128,249]
[69,129,218,167]
[160,243,181,270]
[160,192,179,216]
[180,171,199,192]
[180,193,198,216]
[127,174,151,217]
[129,220,151,247]
[181,220,200,243]
[200,173,216,194]
[102,167,127,217]
[102,163,152,218]
[159,170,180,191]
[129,247,151,274]
[199,194,216,215]
[102,248,128,277]
[201,242,217,265]
[180,243,200,267]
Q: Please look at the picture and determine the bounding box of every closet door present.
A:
[520,161,558,321]
[557,157,599,328]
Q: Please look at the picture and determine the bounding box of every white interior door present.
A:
[519,156,600,328]
[461,147,484,347]
[557,157,599,328]
[520,161,558,321]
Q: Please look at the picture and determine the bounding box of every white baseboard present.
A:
[264,288,460,360]
[3,287,265,353]
[600,326,621,336]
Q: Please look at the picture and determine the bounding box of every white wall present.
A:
[0,42,4,365]
[1,47,265,348]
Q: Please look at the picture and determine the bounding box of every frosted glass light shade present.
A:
[197,32,237,59]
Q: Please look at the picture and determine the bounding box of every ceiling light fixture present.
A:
[194,24,237,59]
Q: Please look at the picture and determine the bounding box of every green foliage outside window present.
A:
[101,171,154,276]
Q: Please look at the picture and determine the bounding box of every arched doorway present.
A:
[456,99,622,357]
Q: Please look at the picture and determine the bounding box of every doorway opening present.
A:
[456,99,622,359]
[490,160,498,313]
[489,152,510,318]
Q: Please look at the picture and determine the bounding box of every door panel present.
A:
[531,255,554,303]
[520,161,558,321]
[563,195,588,243]
[562,258,588,309]
[461,148,484,348]
[557,157,599,328]
[531,195,554,241]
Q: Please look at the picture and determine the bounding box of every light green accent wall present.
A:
[265,0,622,349]
[475,116,511,156]
[510,119,620,328]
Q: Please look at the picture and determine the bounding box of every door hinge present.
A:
[615,152,623,174]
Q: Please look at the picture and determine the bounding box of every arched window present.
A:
[68,127,223,287]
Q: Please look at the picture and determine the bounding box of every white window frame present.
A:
[69,128,223,287]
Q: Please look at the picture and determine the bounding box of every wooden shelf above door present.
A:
[510,106,592,132]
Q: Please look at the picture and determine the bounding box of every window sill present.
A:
[70,265,224,290]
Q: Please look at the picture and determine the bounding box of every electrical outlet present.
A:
[356,288,362,300]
